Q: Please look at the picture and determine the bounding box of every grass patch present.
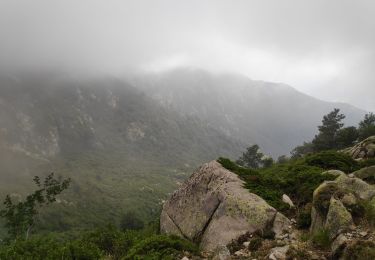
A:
[311,229,331,249]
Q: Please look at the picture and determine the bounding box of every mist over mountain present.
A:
[134,68,367,157]
[0,73,243,232]
[0,74,240,162]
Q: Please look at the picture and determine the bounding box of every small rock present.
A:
[279,233,289,240]
[269,253,277,260]
[181,257,189,260]
[243,241,250,247]
[282,194,295,208]
[331,234,348,259]
[290,218,296,224]
[359,231,368,237]
[269,245,289,260]
[234,249,248,257]
[212,245,231,260]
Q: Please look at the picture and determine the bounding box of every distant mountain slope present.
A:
[133,68,367,156]
[0,75,241,164]
[0,74,242,234]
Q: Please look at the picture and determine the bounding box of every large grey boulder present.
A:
[160,160,284,252]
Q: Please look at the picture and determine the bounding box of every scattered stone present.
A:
[359,231,368,237]
[282,194,295,208]
[331,234,348,258]
[268,245,289,260]
[272,212,291,239]
[234,249,248,257]
[212,245,231,260]
[181,257,189,260]
[243,241,250,247]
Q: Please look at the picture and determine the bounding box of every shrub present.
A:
[359,158,375,168]
[304,151,359,173]
[81,225,139,258]
[0,236,102,260]
[248,237,263,251]
[120,212,144,231]
[218,158,335,213]
[125,235,198,260]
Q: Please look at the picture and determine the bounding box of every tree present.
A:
[0,173,71,240]
[312,108,345,151]
[236,144,264,169]
[291,142,314,158]
[358,112,375,141]
[261,157,274,168]
[336,126,359,149]
[277,155,289,164]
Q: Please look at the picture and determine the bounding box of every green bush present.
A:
[359,158,375,168]
[0,236,102,260]
[125,235,198,260]
[248,237,263,251]
[218,158,335,213]
[81,225,139,258]
[304,151,359,173]
[0,225,198,260]
[66,240,103,260]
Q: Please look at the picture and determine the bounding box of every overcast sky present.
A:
[0,0,374,111]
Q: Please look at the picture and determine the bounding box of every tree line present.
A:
[236,110,375,168]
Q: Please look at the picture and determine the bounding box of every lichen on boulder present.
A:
[324,197,354,240]
[160,160,286,252]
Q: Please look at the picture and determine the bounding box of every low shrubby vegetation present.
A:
[218,155,336,214]
[0,175,197,259]
[0,224,197,259]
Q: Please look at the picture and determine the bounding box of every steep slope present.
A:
[134,68,367,157]
[0,74,242,234]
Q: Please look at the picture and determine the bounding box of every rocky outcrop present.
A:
[325,197,354,240]
[344,136,375,160]
[352,165,375,184]
[160,160,289,252]
[310,170,375,258]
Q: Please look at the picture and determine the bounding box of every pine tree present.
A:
[312,108,345,151]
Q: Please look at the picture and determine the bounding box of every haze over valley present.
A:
[0,1,375,259]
